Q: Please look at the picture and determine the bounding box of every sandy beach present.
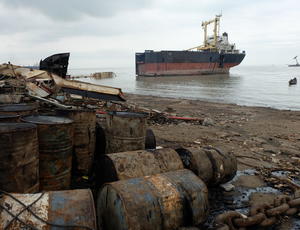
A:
[125,93,300,229]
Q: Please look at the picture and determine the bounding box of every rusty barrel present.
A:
[0,103,37,116]
[0,123,39,193]
[0,114,20,122]
[97,169,209,230]
[98,148,184,184]
[21,115,73,191]
[105,111,147,154]
[175,147,237,185]
[57,109,96,175]
[0,189,96,229]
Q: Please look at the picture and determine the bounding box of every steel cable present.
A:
[0,190,95,230]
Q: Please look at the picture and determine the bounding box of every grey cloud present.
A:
[1,0,153,20]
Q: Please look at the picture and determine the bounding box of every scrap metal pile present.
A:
[0,62,125,108]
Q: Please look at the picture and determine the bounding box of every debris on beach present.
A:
[91,71,116,79]
[0,62,125,106]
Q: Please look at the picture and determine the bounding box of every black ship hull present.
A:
[136,50,245,76]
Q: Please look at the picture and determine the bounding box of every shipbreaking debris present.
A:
[0,63,125,106]
[91,71,116,79]
[39,52,70,78]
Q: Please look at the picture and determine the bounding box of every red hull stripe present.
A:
[137,62,240,75]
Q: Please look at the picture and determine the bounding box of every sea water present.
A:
[69,65,300,111]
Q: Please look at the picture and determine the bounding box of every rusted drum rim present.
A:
[0,103,37,112]
[0,122,37,133]
[21,115,73,125]
[108,111,148,118]
[0,114,20,119]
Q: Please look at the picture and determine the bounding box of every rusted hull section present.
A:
[21,115,74,191]
[105,111,147,154]
[176,147,237,185]
[98,148,184,183]
[39,52,70,78]
[57,109,96,175]
[137,62,239,76]
[0,189,97,230]
[97,169,209,230]
[0,123,39,193]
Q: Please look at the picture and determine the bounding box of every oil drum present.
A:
[98,148,184,184]
[0,189,96,230]
[105,111,147,154]
[0,123,39,193]
[57,109,96,175]
[175,147,237,185]
[97,169,209,230]
[21,115,74,191]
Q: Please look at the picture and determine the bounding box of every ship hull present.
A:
[136,51,245,76]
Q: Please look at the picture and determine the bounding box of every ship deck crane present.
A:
[188,14,222,51]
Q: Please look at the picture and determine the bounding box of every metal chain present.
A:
[214,192,300,229]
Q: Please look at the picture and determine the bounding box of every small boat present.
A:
[289,77,297,85]
[288,56,300,67]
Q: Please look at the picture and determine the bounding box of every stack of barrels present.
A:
[0,104,237,230]
[95,111,237,230]
[0,103,97,229]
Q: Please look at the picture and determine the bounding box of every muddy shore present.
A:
[126,93,300,229]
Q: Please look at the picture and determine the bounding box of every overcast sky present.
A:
[0,0,299,68]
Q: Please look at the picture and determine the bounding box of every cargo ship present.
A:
[135,15,245,76]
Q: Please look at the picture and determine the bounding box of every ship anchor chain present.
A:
[214,193,300,230]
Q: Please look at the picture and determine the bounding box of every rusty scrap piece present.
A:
[98,148,184,184]
[0,123,39,193]
[214,192,300,230]
[52,74,125,101]
[145,128,156,149]
[91,71,116,79]
[97,169,209,230]
[175,147,237,185]
[57,109,96,176]
[105,111,148,154]
[0,189,96,230]
[21,115,74,191]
